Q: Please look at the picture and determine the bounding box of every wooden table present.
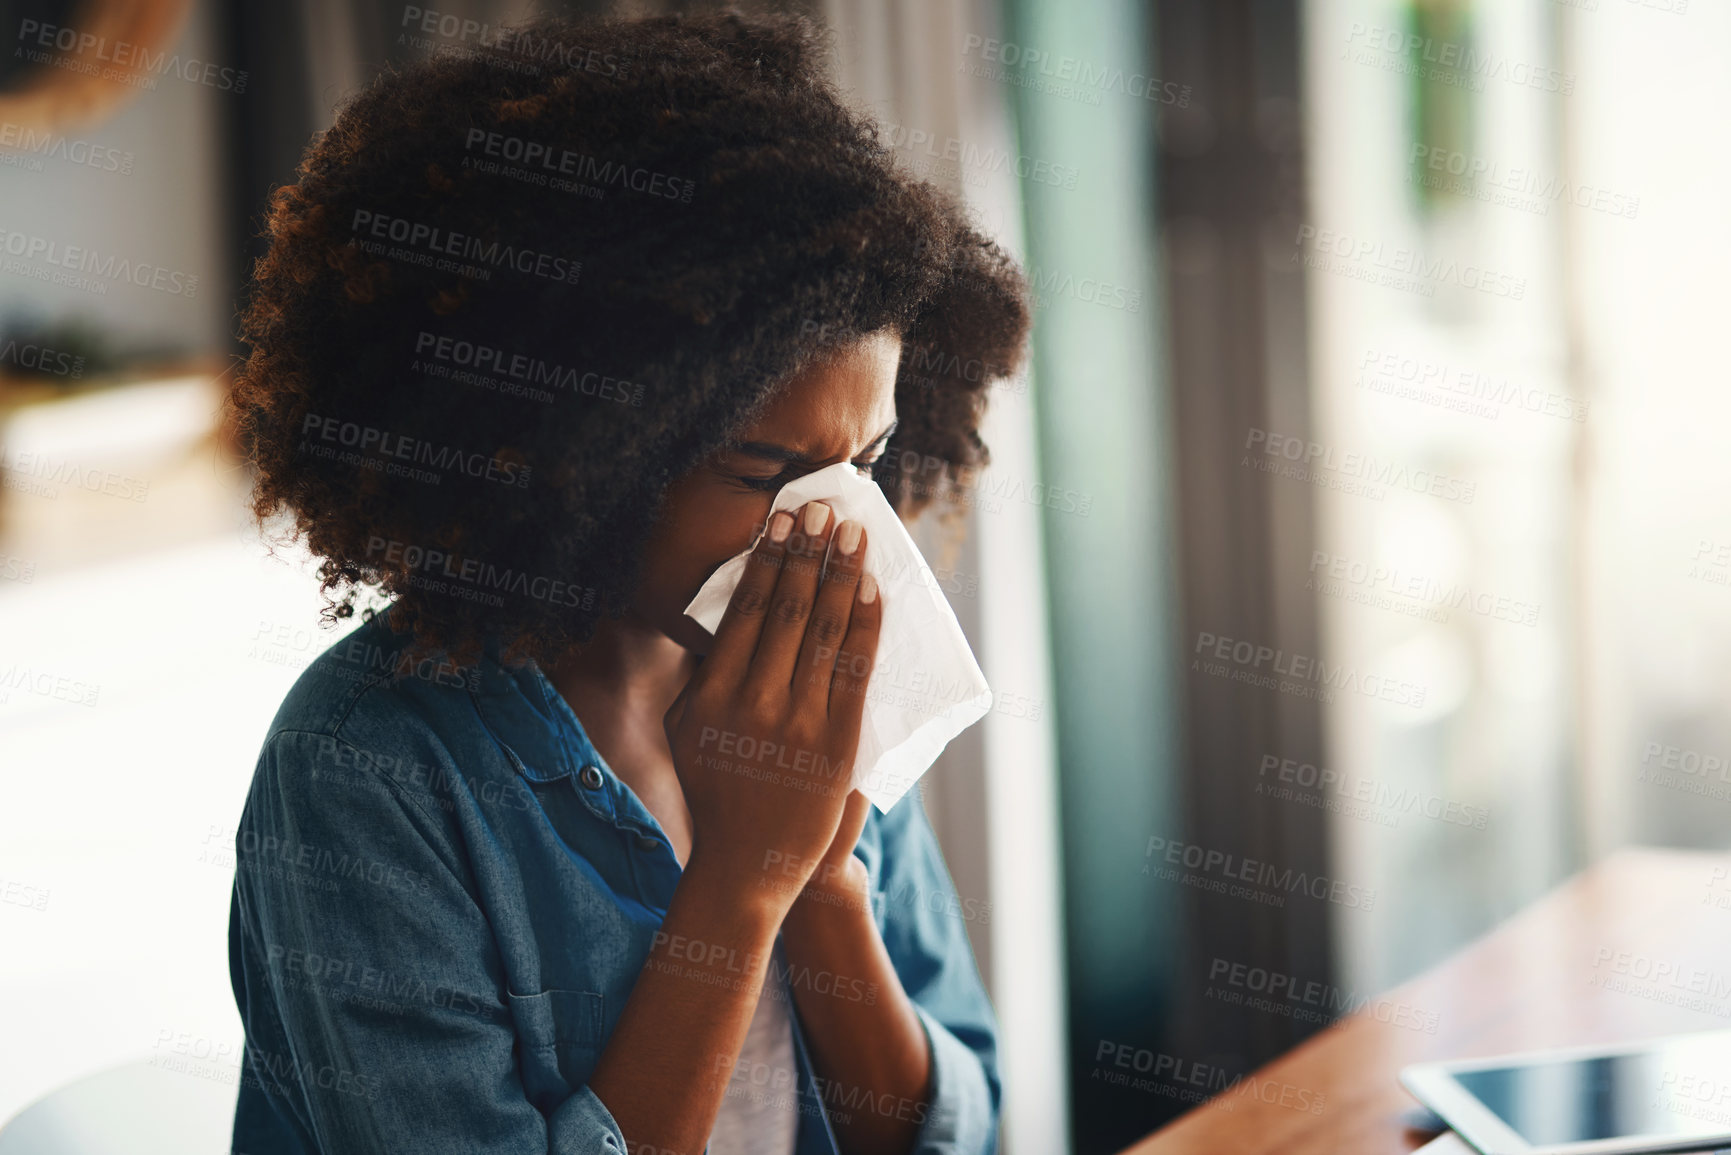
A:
[1117,848,1731,1155]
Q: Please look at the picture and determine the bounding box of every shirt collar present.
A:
[369,600,609,786]
[371,601,646,831]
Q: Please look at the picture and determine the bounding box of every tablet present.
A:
[1400,1029,1731,1154]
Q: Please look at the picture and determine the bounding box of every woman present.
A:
[223,10,1029,1155]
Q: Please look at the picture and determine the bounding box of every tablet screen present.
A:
[1453,1035,1731,1146]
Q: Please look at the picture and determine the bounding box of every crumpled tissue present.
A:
[682,461,992,812]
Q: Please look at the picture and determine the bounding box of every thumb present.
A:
[662,650,708,744]
[662,678,694,747]
[829,789,872,855]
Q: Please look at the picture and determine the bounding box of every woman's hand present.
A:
[662,500,882,908]
[592,507,878,1149]
[789,789,873,919]
[776,796,934,1155]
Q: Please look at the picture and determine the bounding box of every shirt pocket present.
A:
[507,987,605,1114]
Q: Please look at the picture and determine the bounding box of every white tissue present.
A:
[683,461,992,812]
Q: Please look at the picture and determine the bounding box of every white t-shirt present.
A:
[707,941,800,1155]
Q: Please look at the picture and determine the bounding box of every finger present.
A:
[830,789,871,850]
[745,501,837,694]
[701,508,796,691]
[792,519,866,712]
[826,569,882,741]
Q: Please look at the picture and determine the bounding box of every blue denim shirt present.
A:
[227,602,1000,1153]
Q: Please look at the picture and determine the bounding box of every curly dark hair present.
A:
[226,9,1031,670]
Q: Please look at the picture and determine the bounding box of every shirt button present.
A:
[578,764,604,790]
[635,834,659,852]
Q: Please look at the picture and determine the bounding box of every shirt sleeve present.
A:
[872,787,1001,1155]
[228,728,628,1154]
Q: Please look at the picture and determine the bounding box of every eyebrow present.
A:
[729,418,899,466]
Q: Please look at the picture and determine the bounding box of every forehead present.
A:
[739,330,901,450]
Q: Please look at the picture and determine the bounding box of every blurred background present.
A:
[0,0,1719,1152]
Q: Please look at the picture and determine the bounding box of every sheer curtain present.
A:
[817,3,1070,1151]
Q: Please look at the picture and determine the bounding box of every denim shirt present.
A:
[227,602,1000,1153]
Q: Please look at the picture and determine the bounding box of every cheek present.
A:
[639,486,771,607]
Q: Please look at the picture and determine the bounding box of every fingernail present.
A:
[835,520,862,556]
[769,511,794,543]
[859,573,878,603]
[804,502,830,535]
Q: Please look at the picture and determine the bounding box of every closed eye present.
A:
[735,456,881,492]
[723,418,896,492]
